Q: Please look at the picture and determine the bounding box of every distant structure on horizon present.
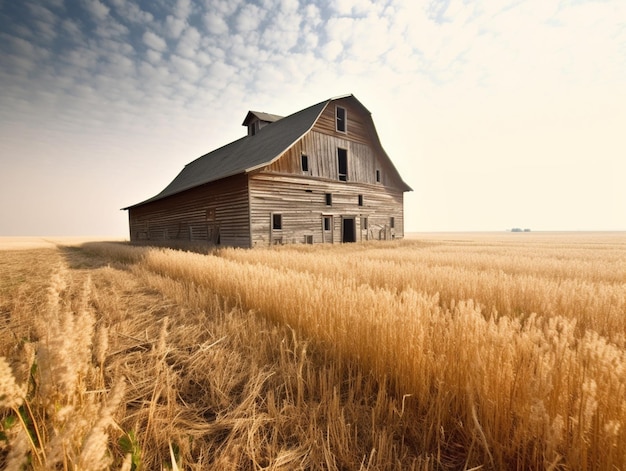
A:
[123,94,412,248]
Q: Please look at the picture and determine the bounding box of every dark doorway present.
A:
[342,217,356,243]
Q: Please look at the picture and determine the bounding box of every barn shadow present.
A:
[58,240,220,273]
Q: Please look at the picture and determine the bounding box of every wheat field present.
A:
[1,232,625,470]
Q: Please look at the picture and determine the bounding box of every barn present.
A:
[123,94,412,248]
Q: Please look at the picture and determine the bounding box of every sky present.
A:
[0,0,624,236]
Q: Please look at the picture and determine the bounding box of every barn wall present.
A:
[265,98,405,189]
[249,173,404,247]
[128,173,251,248]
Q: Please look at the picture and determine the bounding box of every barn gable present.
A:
[263,95,411,191]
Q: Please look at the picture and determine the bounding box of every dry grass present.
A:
[2,233,625,469]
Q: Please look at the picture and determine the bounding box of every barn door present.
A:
[342,217,356,243]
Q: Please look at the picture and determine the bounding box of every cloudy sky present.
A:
[1,0,624,236]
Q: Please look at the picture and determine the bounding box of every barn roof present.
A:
[124,94,411,209]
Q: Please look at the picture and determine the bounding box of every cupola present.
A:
[242,111,284,136]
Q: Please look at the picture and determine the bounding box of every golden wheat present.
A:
[87,233,625,469]
[2,233,625,469]
[1,253,126,470]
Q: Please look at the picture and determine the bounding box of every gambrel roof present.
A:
[125,94,411,209]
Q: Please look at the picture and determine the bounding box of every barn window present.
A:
[272,213,282,230]
[249,121,259,136]
[358,194,363,206]
[390,217,395,229]
[324,216,332,231]
[301,154,309,172]
[305,235,313,244]
[325,193,332,206]
[337,148,348,181]
[376,169,380,183]
[336,106,346,132]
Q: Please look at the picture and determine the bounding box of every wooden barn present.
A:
[123,94,412,248]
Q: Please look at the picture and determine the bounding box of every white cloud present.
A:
[24,3,59,42]
[173,0,192,20]
[5,34,36,58]
[138,60,167,82]
[82,0,110,21]
[176,26,201,58]
[207,61,236,83]
[41,0,64,7]
[203,13,229,36]
[260,13,300,52]
[331,0,378,17]
[301,31,319,50]
[252,61,288,94]
[95,18,129,39]
[146,49,162,65]
[321,39,343,61]
[62,19,83,40]
[224,32,269,68]
[349,14,392,60]
[164,15,186,39]
[105,52,135,76]
[303,4,322,26]
[64,46,99,70]
[100,37,134,56]
[203,0,242,17]
[170,54,201,81]
[235,3,266,33]
[143,31,167,52]
[194,51,213,66]
[26,3,57,24]
[112,1,154,25]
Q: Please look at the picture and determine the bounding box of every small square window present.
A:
[325,193,332,206]
[324,216,331,231]
[358,194,363,206]
[272,213,282,230]
[301,154,309,172]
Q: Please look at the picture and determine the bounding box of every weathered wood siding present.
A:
[311,97,373,145]
[265,98,406,190]
[249,173,404,247]
[128,173,251,248]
